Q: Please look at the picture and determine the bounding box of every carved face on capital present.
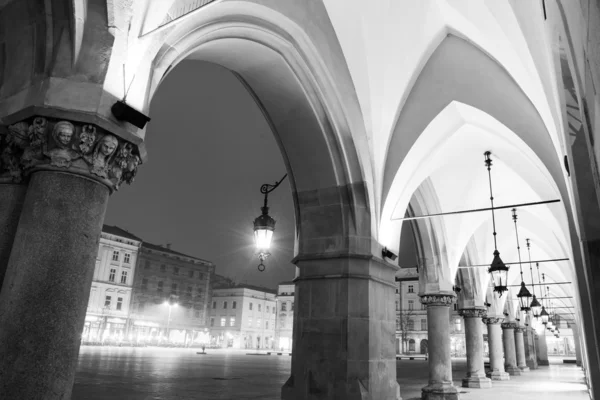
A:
[53,121,75,148]
[100,135,118,157]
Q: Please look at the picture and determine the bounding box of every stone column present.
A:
[514,326,530,372]
[282,255,401,400]
[572,324,583,367]
[536,329,549,366]
[501,321,521,375]
[420,294,459,400]
[460,308,492,388]
[523,327,538,370]
[0,117,141,400]
[483,317,509,380]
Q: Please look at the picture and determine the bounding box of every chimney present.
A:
[166,243,172,250]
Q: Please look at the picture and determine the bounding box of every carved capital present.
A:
[459,308,487,318]
[0,117,141,191]
[501,321,519,330]
[482,317,503,325]
[419,294,455,307]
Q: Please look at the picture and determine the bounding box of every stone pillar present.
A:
[483,317,509,380]
[460,308,492,388]
[572,324,583,367]
[282,256,401,400]
[536,329,549,366]
[523,327,538,370]
[420,294,459,400]
[514,327,530,372]
[0,117,141,400]
[501,321,521,376]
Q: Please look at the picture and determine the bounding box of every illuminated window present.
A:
[220,317,226,327]
[454,318,462,332]
[108,268,116,282]
[230,317,236,326]
[248,318,252,327]
[123,253,131,264]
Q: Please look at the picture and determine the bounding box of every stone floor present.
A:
[73,347,589,400]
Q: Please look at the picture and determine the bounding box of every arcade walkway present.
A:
[73,347,588,400]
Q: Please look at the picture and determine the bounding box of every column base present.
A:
[487,370,510,381]
[538,360,549,366]
[505,366,521,376]
[462,375,492,388]
[422,383,459,400]
[526,360,538,370]
[518,365,530,372]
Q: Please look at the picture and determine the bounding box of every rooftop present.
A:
[102,225,143,242]
[141,241,214,265]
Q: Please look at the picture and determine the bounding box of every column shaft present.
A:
[501,322,521,376]
[523,327,538,370]
[484,320,509,380]
[536,329,550,366]
[514,327,529,371]
[572,324,583,367]
[0,183,27,288]
[282,257,401,400]
[421,295,459,400]
[461,310,491,388]
[0,171,109,399]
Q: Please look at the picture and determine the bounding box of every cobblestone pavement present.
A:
[73,347,589,400]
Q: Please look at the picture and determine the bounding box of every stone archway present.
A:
[420,339,428,355]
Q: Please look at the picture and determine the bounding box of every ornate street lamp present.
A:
[540,306,549,325]
[512,209,532,312]
[484,152,509,296]
[253,174,287,272]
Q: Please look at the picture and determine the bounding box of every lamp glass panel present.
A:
[254,229,273,250]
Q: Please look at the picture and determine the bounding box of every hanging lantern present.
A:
[540,306,549,325]
[516,281,532,312]
[253,206,276,252]
[530,295,542,318]
[488,250,509,295]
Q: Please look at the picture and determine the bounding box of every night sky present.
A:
[105,60,417,290]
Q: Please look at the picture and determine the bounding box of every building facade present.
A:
[275,282,295,352]
[395,268,465,355]
[209,286,277,349]
[129,242,215,345]
[83,226,142,343]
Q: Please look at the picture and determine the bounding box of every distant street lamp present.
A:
[253,174,287,272]
[163,299,178,342]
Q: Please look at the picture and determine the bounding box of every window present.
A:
[291,302,294,311]
[160,264,166,272]
[266,306,269,313]
[144,260,151,269]
[395,288,399,294]
[248,318,252,327]
[195,311,200,318]
[396,319,400,330]
[124,253,131,264]
[138,302,145,312]
[198,273,204,280]
[408,300,414,310]
[407,319,414,330]
[281,302,287,311]
[141,278,148,290]
[104,296,112,308]
[421,303,426,310]
[210,317,215,327]
[220,317,226,327]
[112,251,119,261]
[266,321,269,329]
[249,303,253,311]
[421,319,427,331]
[157,281,163,292]
[173,267,179,275]
[453,303,458,311]
[257,318,261,328]
[454,318,462,332]
[409,339,415,351]
[232,301,237,309]
[120,271,128,284]
[171,283,178,295]
[224,301,228,309]
[108,268,116,282]
[408,285,414,293]
[189,270,194,278]
[230,317,236,326]
[117,297,123,311]
[212,301,216,309]
[187,286,192,296]
[396,301,400,311]
[258,304,261,312]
